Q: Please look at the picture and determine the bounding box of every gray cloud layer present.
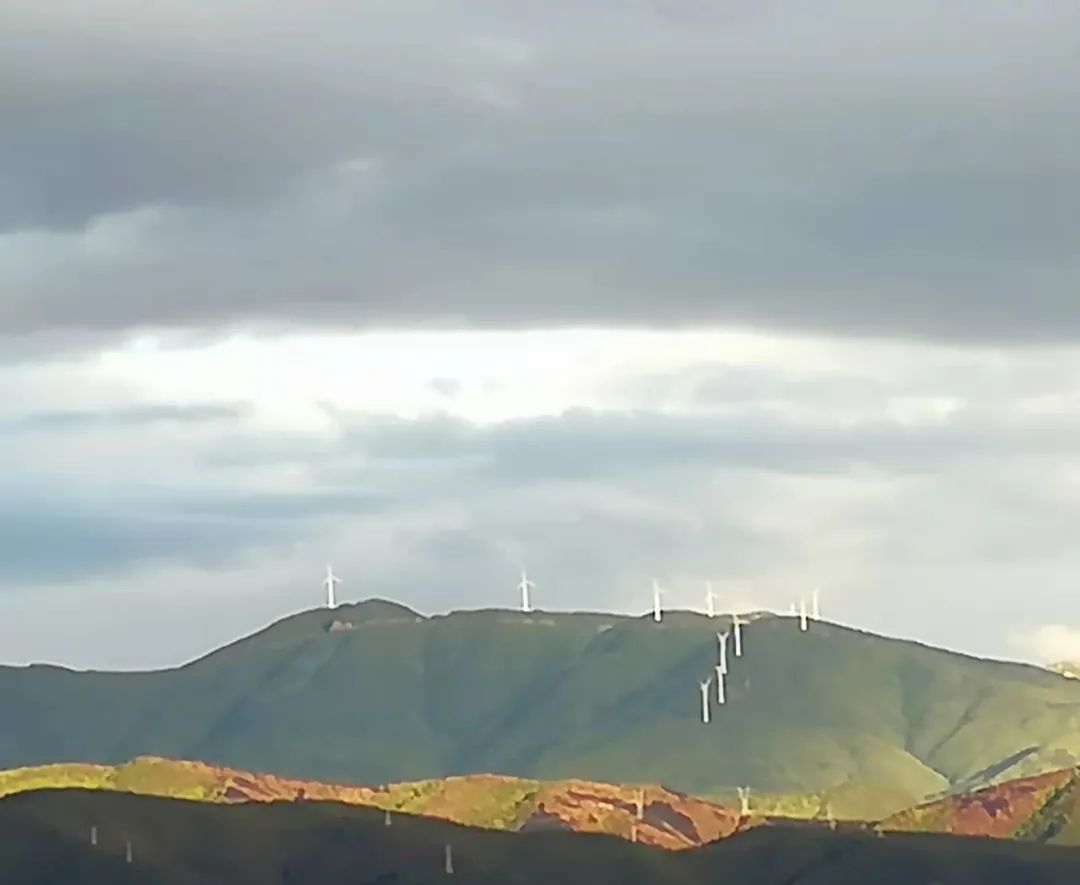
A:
[3,1,1080,341]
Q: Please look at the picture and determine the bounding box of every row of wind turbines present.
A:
[323,565,819,625]
[318,565,823,818]
[696,582,822,724]
[321,564,822,726]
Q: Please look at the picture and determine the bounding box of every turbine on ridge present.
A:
[323,564,341,610]
[518,569,536,614]
[731,613,748,657]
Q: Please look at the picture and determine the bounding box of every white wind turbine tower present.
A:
[731,614,748,657]
[705,581,718,618]
[799,596,809,632]
[518,569,536,614]
[652,579,664,623]
[699,677,712,723]
[737,786,751,817]
[716,631,730,675]
[714,664,726,704]
[323,564,341,610]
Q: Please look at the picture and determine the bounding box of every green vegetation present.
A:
[3,602,1080,820]
[0,759,226,803]
[1017,774,1080,843]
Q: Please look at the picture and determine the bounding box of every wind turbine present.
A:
[652,579,664,623]
[323,564,341,610]
[799,596,809,632]
[699,677,712,723]
[714,664,726,704]
[737,786,751,817]
[518,569,536,613]
[812,587,821,621]
[731,613,748,657]
[716,631,730,675]
[705,581,718,618]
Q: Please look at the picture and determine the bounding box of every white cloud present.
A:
[3,327,1080,667]
[1013,625,1080,664]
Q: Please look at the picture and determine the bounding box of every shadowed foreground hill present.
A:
[3,789,1080,885]
[0,756,758,849]
[4,600,1080,818]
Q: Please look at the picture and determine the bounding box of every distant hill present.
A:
[882,766,1080,845]
[1049,661,1080,680]
[3,600,1080,819]
[0,756,759,849]
[4,788,1080,885]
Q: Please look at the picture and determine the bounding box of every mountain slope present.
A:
[4,788,1080,885]
[0,756,758,849]
[3,600,1080,818]
[882,766,1080,844]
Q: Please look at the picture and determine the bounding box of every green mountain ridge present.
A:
[3,600,1080,819]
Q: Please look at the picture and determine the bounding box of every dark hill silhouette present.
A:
[3,788,1080,884]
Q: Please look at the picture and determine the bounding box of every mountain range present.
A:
[4,599,1080,819]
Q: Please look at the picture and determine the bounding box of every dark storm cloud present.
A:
[0,499,272,583]
[3,1,1080,341]
[291,402,1080,485]
[0,482,391,584]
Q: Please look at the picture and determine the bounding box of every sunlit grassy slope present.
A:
[0,757,755,849]
[3,600,1080,819]
[882,766,1080,845]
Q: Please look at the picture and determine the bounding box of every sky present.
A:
[3,0,1080,669]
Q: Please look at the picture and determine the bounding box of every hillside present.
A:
[3,788,1080,885]
[3,600,1080,818]
[0,756,758,849]
[1049,661,1080,680]
[882,766,1080,845]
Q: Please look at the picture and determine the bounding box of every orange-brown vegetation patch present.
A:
[524,780,760,849]
[882,767,1076,838]
[82,758,758,849]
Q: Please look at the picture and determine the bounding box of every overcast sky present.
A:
[3,1,1080,669]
